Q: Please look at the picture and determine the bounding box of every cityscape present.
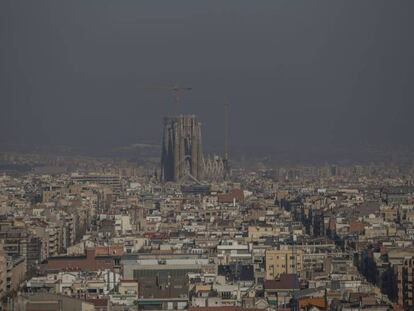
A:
[1,2,414,311]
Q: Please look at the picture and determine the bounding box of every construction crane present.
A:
[224,100,229,162]
[223,99,230,179]
[145,84,192,113]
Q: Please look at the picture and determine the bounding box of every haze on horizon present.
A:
[1,1,413,155]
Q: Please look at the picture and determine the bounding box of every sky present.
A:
[1,1,413,154]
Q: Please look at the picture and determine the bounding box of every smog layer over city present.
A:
[0,1,414,311]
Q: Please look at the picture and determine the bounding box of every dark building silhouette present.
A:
[161,115,203,182]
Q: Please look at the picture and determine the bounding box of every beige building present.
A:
[17,293,95,311]
[119,280,138,295]
[265,246,303,279]
[8,256,27,293]
[248,226,281,241]
[32,225,60,260]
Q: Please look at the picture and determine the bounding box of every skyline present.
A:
[2,3,414,310]
[1,1,414,155]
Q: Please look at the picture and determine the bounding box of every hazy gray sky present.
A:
[1,1,413,153]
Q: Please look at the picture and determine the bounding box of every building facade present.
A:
[397,257,414,308]
[0,243,7,301]
[265,247,303,279]
[161,115,203,182]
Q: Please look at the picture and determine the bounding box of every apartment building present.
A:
[265,246,303,279]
